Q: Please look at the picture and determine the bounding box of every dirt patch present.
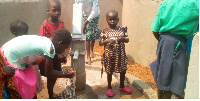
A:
[93,46,157,91]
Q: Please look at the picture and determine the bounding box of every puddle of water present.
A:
[55,74,76,99]
[39,72,76,99]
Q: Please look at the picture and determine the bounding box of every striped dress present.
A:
[100,26,128,74]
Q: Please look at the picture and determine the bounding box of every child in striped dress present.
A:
[99,10,131,97]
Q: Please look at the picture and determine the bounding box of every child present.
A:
[9,20,44,99]
[0,20,29,99]
[82,0,100,65]
[10,20,29,37]
[0,28,75,99]
[0,53,20,99]
[99,10,131,97]
[40,0,64,38]
[150,0,199,99]
[39,0,68,98]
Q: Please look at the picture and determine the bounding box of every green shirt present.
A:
[2,35,55,70]
[150,0,199,39]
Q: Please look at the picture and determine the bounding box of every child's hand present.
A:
[63,68,75,78]
[106,39,115,44]
[2,66,15,77]
[122,26,127,33]
[118,36,129,43]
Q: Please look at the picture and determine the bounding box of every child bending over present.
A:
[39,0,68,98]
[99,10,131,97]
[0,28,75,99]
[0,20,29,99]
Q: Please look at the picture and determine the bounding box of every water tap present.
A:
[73,49,79,60]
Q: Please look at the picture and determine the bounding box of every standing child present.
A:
[99,10,131,97]
[10,20,29,37]
[82,0,100,65]
[40,0,64,38]
[150,0,199,99]
[39,0,68,98]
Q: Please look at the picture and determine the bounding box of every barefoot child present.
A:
[0,28,75,99]
[82,0,100,65]
[99,10,131,97]
[39,0,68,98]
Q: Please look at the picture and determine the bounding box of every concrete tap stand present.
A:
[70,39,86,91]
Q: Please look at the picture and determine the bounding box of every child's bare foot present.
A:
[90,53,96,58]
[85,58,91,65]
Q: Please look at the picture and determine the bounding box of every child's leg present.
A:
[86,41,91,65]
[157,89,163,99]
[171,92,184,99]
[107,74,112,89]
[33,94,37,99]
[90,40,96,58]
[106,73,114,97]
[162,90,172,99]
[47,78,57,99]
[120,72,126,88]
[157,89,172,99]
[119,71,132,93]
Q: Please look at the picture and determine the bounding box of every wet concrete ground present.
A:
[37,52,146,99]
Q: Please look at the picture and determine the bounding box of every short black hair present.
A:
[106,10,118,18]
[47,0,61,9]
[10,20,29,36]
[51,28,72,45]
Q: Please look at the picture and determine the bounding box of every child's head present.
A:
[47,0,61,20]
[10,20,29,37]
[106,10,119,28]
[51,28,72,54]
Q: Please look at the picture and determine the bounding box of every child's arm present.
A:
[40,24,48,37]
[99,39,115,46]
[1,66,15,77]
[83,20,89,34]
[152,31,160,41]
[118,37,129,43]
[99,29,115,46]
[118,26,129,43]
[44,56,75,79]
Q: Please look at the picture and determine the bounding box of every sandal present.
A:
[106,89,114,97]
[119,86,132,94]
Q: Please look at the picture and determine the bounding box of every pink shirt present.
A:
[40,19,64,38]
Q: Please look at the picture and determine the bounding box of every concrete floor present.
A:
[37,52,146,99]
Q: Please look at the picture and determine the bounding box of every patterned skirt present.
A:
[83,15,100,41]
